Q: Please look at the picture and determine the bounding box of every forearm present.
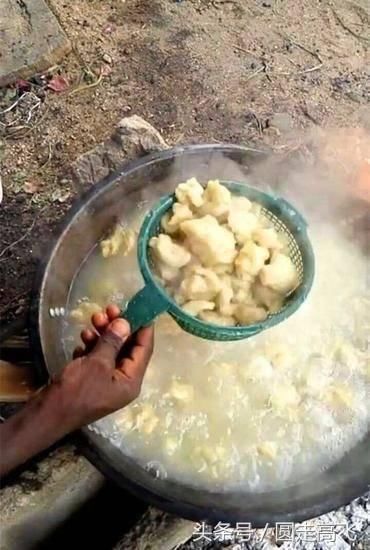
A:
[0,385,71,478]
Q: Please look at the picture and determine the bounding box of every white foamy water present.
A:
[64,205,370,492]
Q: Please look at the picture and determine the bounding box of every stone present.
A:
[0,446,104,550]
[268,112,294,133]
[114,115,168,152]
[70,115,169,192]
[113,507,195,550]
[0,0,71,87]
[0,360,37,402]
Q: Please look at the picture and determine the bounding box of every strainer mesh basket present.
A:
[125,180,315,341]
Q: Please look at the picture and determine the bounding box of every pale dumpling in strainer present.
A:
[150,178,299,327]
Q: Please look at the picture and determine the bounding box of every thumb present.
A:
[90,319,131,365]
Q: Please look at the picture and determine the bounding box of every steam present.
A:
[60,127,370,495]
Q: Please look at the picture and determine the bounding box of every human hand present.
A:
[49,305,154,432]
[0,305,154,478]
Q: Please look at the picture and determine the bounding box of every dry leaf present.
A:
[47,75,69,93]
[23,181,40,194]
[16,79,31,93]
[52,188,71,203]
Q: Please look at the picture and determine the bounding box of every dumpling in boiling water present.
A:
[100,225,136,258]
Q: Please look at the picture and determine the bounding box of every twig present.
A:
[301,63,323,74]
[69,72,103,96]
[245,65,265,81]
[278,63,323,76]
[232,44,258,56]
[39,142,53,169]
[276,31,324,64]
[0,218,37,260]
[331,6,370,42]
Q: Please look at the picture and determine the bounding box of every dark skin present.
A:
[0,305,154,478]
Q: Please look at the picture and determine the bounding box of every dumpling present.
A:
[267,343,295,370]
[69,301,102,324]
[156,262,180,282]
[253,281,284,313]
[182,300,215,316]
[179,266,221,301]
[180,215,236,266]
[235,241,270,279]
[231,277,254,303]
[234,304,268,325]
[134,404,159,434]
[100,225,136,258]
[175,177,204,208]
[228,196,258,244]
[242,356,274,380]
[150,234,191,268]
[167,380,194,403]
[259,252,298,294]
[164,437,178,456]
[257,441,278,460]
[269,383,301,410]
[199,310,236,326]
[332,341,360,371]
[198,180,231,219]
[216,282,235,316]
[301,364,329,397]
[161,203,193,234]
[213,263,234,275]
[253,227,283,251]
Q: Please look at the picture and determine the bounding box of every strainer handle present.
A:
[122,284,168,333]
[276,197,308,231]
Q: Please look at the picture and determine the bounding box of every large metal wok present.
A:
[29,144,370,526]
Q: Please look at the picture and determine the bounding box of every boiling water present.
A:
[64,209,370,492]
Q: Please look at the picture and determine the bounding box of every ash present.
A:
[178,492,370,550]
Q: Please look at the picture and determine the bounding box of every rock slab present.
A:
[0,0,71,86]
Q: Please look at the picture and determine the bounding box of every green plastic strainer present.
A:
[123,181,315,341]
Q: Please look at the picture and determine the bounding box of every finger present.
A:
[73,346,85,359]
[91,312,109,333]
[81,328,97,346]
[91,306,120,333]
[90,318,131,365]
[106,304,120,321]
[117,325,154,381]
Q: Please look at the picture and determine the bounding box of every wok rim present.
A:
[28,143,370,526]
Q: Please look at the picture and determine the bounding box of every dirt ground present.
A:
[0,0,369,329]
